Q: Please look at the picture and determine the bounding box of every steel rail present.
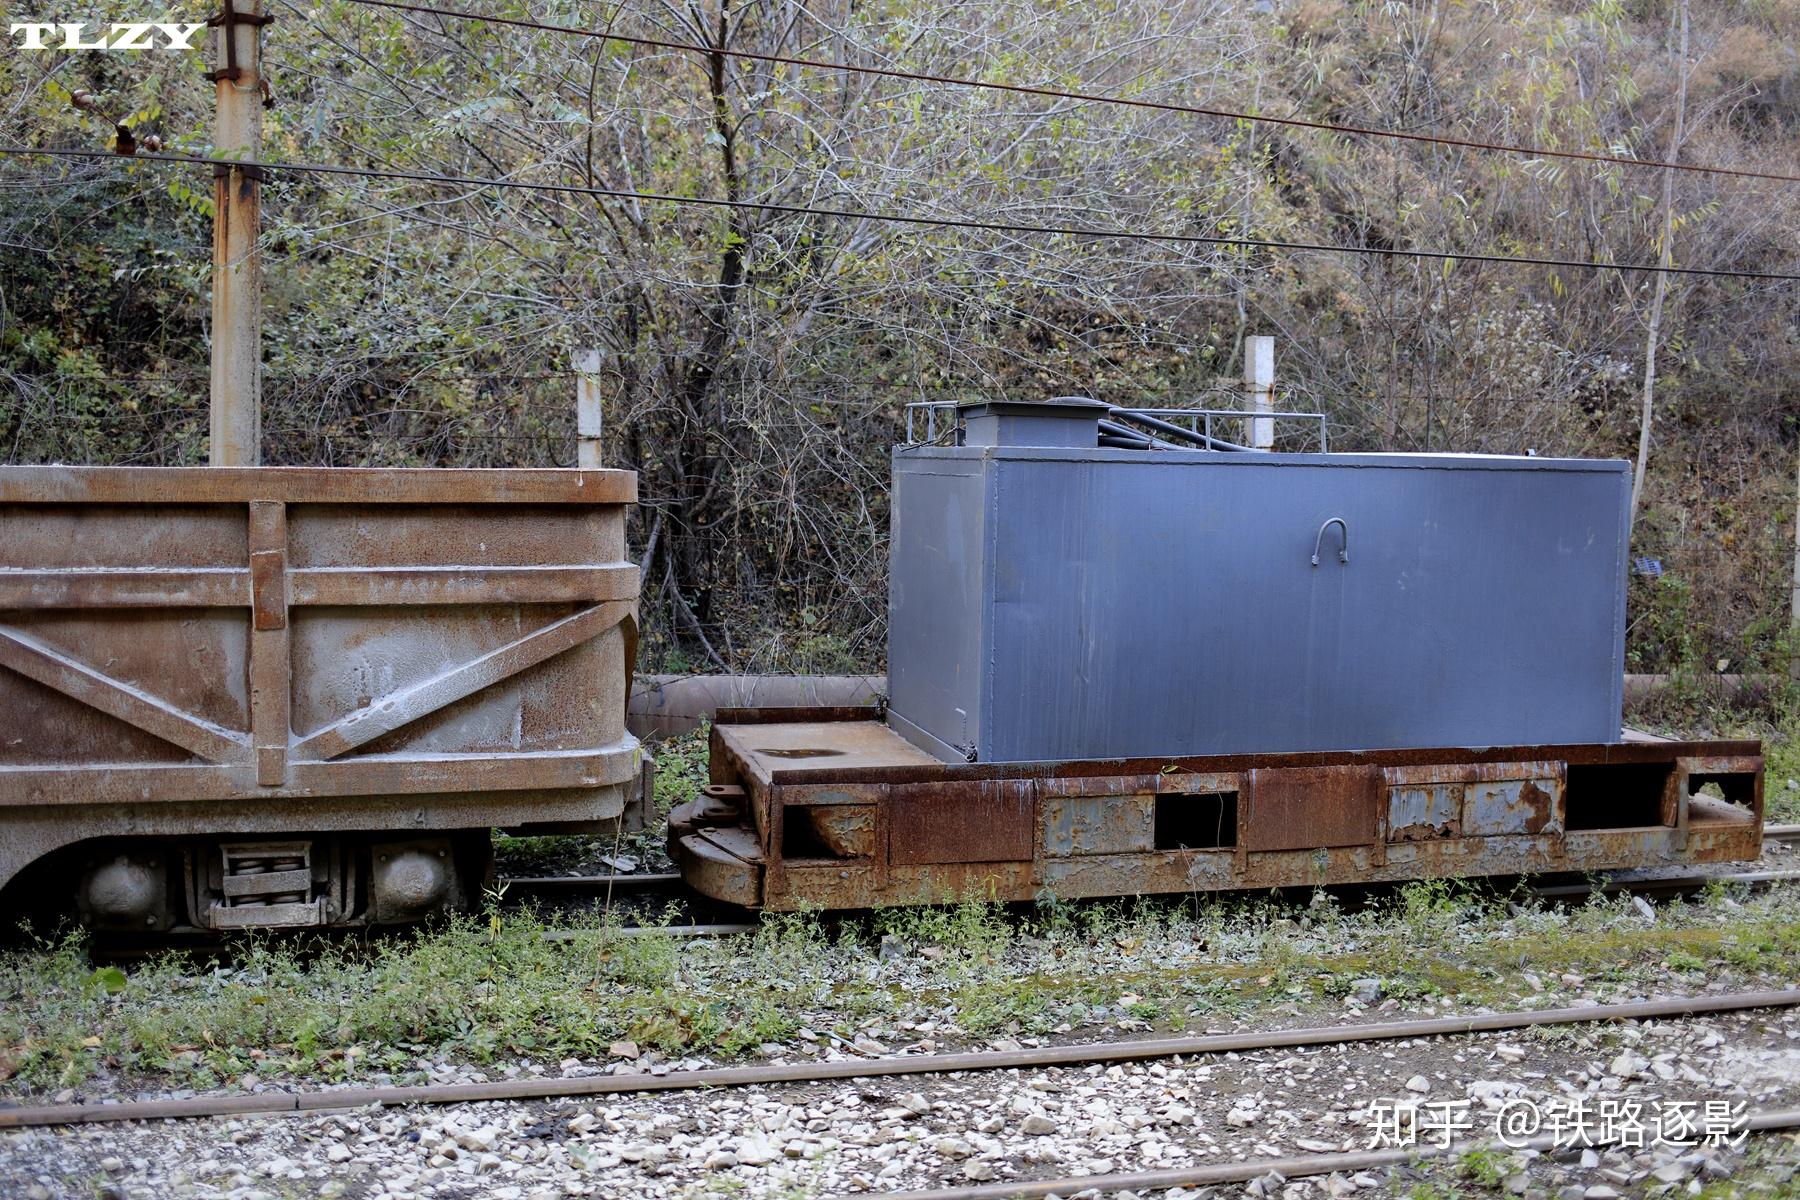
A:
[1532,867,1800,899]
[862,1108,1800,1200]
[540,923,756,940]
[1,990,1794,1129]
[498,872,684,890]
[503,850,1800,910]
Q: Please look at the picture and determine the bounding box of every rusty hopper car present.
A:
[671,400,1763,910]
[0,466,640,933]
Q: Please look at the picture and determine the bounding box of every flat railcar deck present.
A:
[670,706,1763,910]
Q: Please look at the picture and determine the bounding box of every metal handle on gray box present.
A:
[1311,517,1349,567]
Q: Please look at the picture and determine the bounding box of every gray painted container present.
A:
[887,401,1628,764]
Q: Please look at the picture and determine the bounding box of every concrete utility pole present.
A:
[208,0,269,466]
[1243,334,1275,451]
[575,349,605,469]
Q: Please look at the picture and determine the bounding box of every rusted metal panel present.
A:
[888,780,1036,865]
[1385,761,1564,841]
[1389,785,1462,841]
[0,466,640,894]
[1465,778,1561,836]
[777,861,1037,909]
[0,466,636,506]
[1042,793,1153,857]
[1241,765,1381,851]
[713,719,939,791]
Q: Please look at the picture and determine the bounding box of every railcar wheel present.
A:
[0,831,493,939]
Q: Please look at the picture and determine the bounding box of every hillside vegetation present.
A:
[2,0,1797,677]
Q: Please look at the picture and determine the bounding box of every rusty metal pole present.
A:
[207,0,269,466]
[1243,334,1274,451]
[575,348,605,469]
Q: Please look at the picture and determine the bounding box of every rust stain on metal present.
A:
[1516,780,1556,835]
[888,780,1035,865]
[1242,765,1381,851]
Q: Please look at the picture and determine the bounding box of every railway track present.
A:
[2,988,1795,1129]
[80,825,1800,955]
[496,822,1800,934]
[867,1108,1800,1200]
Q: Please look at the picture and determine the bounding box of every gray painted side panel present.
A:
[890,448,1628,762]
[887,455,987,759]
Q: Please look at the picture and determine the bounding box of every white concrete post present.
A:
[1243,335,1275,451]
[575,349,605,469]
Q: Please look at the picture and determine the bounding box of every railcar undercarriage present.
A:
[670,707,1765,911]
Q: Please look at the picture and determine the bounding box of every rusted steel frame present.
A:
[709,723,778,849]
[0,570,250,608]
[776,738,1763,788]
[0,466,637,505]
[0,566,639,610]
[291,565,639,606]
[288,749,640,792]
[0,627,249,764]
[293,600,634,760]
[1382,760,1567,786]
[755,821,1765,910]
[765,782,887,905]
[715,705,888,727]
[248,500,288,786]
[0,746,639,807]
[2,990,1795,1129]
[867,1109,1800,1200]
[710,709,1760,786]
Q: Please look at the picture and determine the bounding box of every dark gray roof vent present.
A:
[956,396,1107,448]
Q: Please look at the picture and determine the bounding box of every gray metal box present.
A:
[888,409,1628,764]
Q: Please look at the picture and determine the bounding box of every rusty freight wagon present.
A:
[670,399,1766,909]
[0,466,641,933]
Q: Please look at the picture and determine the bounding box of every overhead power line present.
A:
[4,145,1796,281]
[338,0,1800,187]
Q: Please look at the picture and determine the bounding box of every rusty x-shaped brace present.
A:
[206,0,274,92]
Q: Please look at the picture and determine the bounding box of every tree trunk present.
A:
[1630,0,1689,529]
